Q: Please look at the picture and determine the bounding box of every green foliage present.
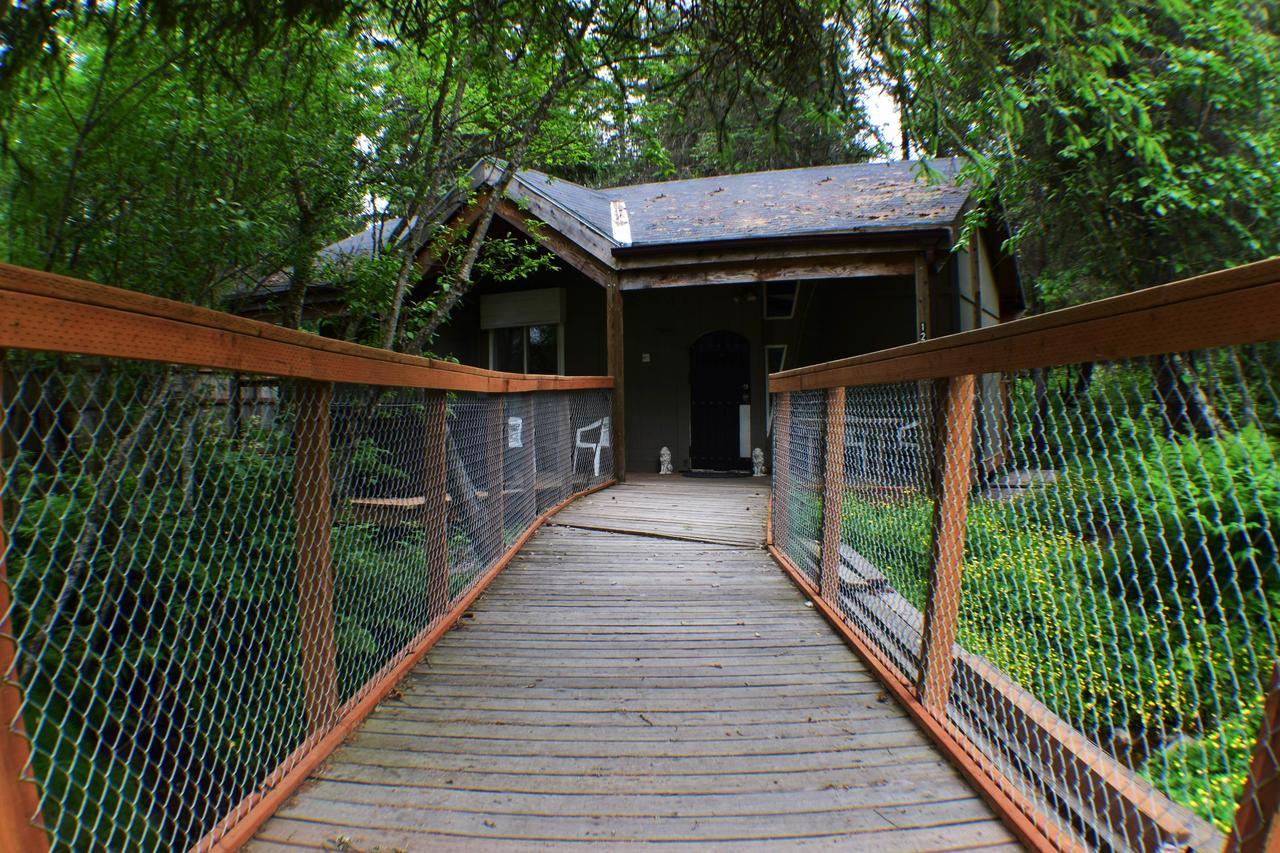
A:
[825,418,1278,832]
[1,15,375,306]
[856,0,1280,302]
[7,374,305,847]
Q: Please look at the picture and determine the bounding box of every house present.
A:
[246,158,1023,476]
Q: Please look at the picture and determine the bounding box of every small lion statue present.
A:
[751,447,766,477]
[659,446,674,474]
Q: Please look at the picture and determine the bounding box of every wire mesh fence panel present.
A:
[941,347,1280,850]
[0,355,309,850]
[835,381,938,683]
[771,346,1280,851]
[774,390,825,585]
[568,389,614,493]
[329,385,447,708]
[534,393,571,514]
[441,392,497,597]
[501,394,538,551]
[0,346,613,851]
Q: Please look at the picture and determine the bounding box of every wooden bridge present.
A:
[2,260,1280,852]
[251,477,1017,850]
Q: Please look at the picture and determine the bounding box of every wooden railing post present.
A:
[423,391,451,620]
[918,373,977,712]
[294,381,337,735]
[1228,665,1280,852]
[0,402,50,851]
[819,388,847,604]
[770,392,791,548]
[484,395,506,563]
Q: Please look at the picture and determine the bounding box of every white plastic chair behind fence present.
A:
[574,416,610,477]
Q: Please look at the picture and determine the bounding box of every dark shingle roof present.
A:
[315,157,970,265]
[508,158,969,250]
[607,158,967,247]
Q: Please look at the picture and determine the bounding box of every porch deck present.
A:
[250,477,1018,851]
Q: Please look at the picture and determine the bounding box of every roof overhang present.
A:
[419,160,1022,309]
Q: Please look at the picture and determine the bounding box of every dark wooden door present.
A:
[689,331,751,470]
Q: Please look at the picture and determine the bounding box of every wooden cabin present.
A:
[239,158,1023,475]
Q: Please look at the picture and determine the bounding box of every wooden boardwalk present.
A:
[251,476,1019,851]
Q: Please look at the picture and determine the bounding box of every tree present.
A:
[852,0,1280,304]
[1,6,375,311]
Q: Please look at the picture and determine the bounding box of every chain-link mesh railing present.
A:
[0,349,611,850]
[772,333,1280,849]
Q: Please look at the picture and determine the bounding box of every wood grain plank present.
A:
[251,478,1017,850]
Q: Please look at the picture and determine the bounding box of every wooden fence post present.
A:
[294,381,337,735]
[423,391,451,620]
[819,388,847,604]
[0,403,50,851]
[484,396,506,563]
[1228,665,1280,852]
[917,374,977,713]
[770,392,791,548]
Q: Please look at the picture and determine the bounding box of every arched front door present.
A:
[689,330,751,471]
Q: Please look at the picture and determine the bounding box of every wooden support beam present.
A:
[619,253,914,290]
[423,391,451,620]
[819,387,847,604]
[969,233,983,331]
[293,381,337,735]
[494,199,616,288]
[606,282,626,481]
[0,369,49,851]
[914,253,931,342]
[918,373,977,713]
[1229,665,1280,853]
[770,392,792,548]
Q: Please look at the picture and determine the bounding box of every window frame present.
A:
[488,323,565,374]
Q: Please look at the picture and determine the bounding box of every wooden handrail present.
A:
[0,263,612,393]
[770,255,1280,390]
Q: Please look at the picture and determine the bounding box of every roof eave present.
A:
[609,224,957,259]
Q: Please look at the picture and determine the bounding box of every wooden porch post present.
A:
[606,280,626,481]
[819,388,847,604]
[423,391,451,620]
[293,380,337,735]
[1228,665,1280,852]
[914,253,932,342]
[0,379,50,851]
[918,373,977,712]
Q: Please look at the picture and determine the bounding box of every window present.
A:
[764,281,798,319]
[481,288,566,374]
[765,344,787,374]
[490,324,563,374]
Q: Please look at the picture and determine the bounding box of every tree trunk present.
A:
[1154,353,1221,439]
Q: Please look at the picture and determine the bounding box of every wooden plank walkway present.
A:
[251,476,1020,851]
